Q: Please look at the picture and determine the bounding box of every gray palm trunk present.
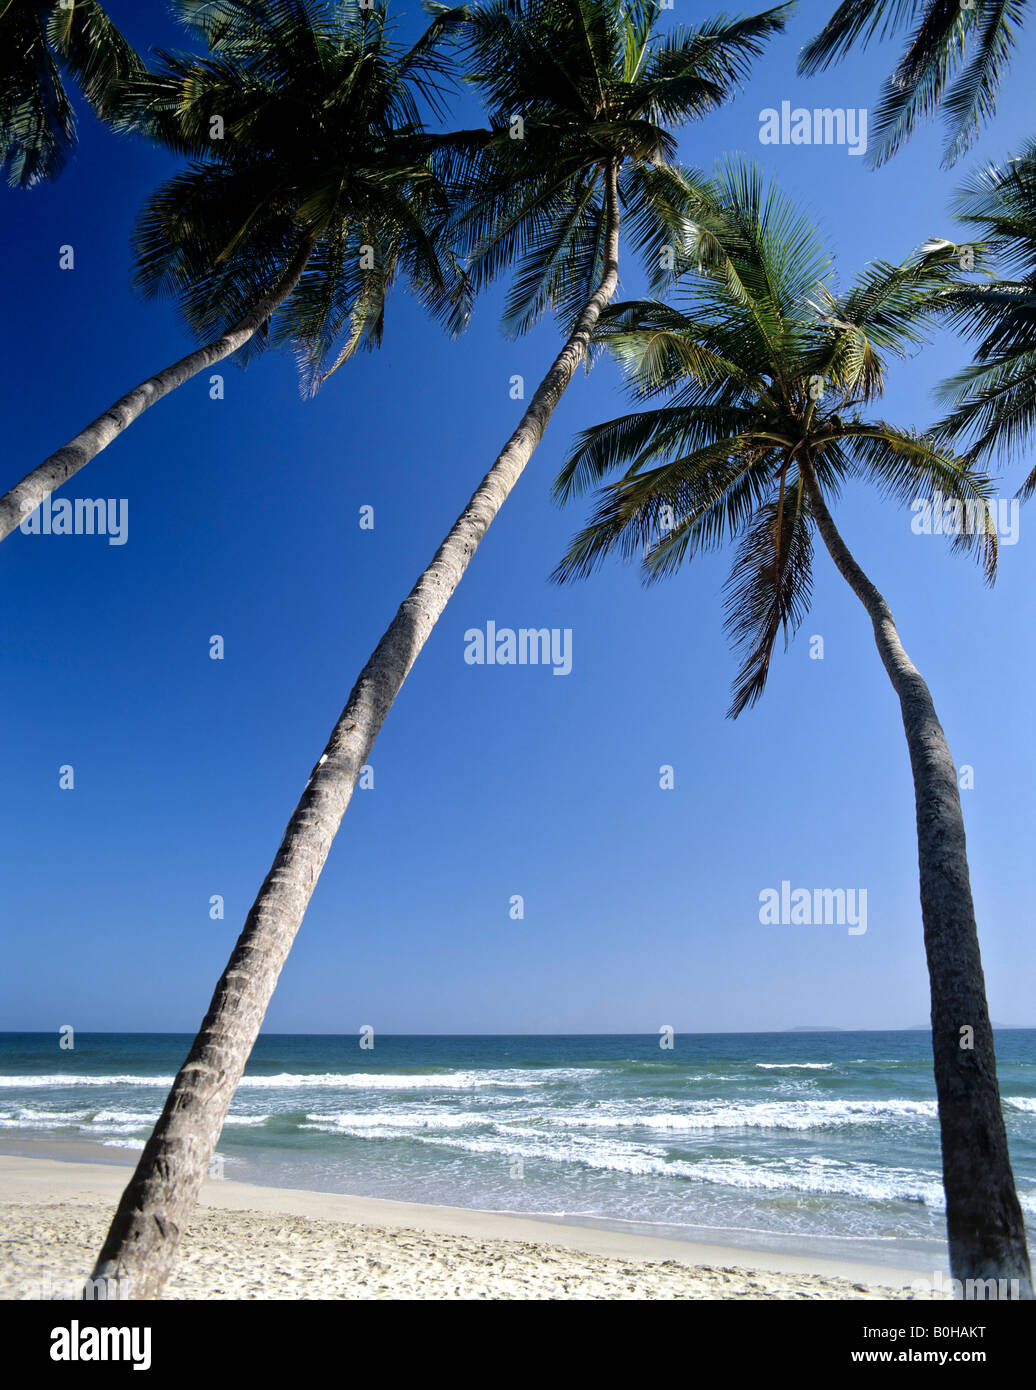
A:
[803,457,1033,1298]
[89,160,622,1300]
[0,239,315,543]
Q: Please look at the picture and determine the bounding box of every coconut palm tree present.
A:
[799,0,1031,167]
[551,159,1033,1294]
[89,0,791,1300]
[0,0,143,187]
[934,140,1036,490]
[0,0,466,544]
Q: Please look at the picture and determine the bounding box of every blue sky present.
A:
[2,1,1034,1034]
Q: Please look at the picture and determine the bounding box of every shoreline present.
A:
[0,1152,943,1300]
[0,1136,948,1273]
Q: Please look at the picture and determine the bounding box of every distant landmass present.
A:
[787,1026,845,1032]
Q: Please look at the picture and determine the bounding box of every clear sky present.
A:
[2,1,1034,1035]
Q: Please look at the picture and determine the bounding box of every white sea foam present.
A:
[0,1075,177,1089]
[244,1068,598,1091]
[0,1069,598,1092]
[0,1107,90,1129]
[682,1154,949,1208]
[89,1109,158,1127]
[682,1157,1032,1216]
[387,1125,954,1208]
[755,1063,833,1070]
[407,1126,682,1175]
[0,1104,269,1132]
[1006,1097,1036,1113]
[553,1098,938,1132]
[298,1099,937,1142]
[302,1111,484,1132]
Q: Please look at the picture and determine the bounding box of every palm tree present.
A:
[0,0,465,544]
[551,159,1033,1295]
[89,0,791,1299]
[799,0,1030,167]
[934,141,1036,490]
[0,0,143,187]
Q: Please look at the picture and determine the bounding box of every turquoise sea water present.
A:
[2,1031,1034,1270]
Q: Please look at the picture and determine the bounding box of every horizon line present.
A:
[2,1026,1033,1037]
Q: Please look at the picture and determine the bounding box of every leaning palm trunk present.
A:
[89,161,621,1300]
[0,238,314,543]
[803,457,1033,1297]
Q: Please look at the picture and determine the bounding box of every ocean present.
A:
[2,1030,1034,1271]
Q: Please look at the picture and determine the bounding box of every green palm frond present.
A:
[1,0,142,186]
[806,242,979,398]
[277,223,391,393]
[554,402,762,503]
[799,0,1029,167]
[827,243,979,351]
[445,0,789,337]
[934,142,1036,492]
[552,435,776,583]
[554,156,994,716]
[935,353,1036,486]
[951,144,1036,272]
[866,0,974,169]
[114,0,466,395]
[841,422,999,578]
[724,482,813,717]
[619,162,721,293]
[0,3,73,186]
[47,0,145,118]
[498,169,602,335]
[798,0,919,73]
[942,1,1028,167]
[939,283,1036,357]
[625,6,791,125]
[593,301,774,410]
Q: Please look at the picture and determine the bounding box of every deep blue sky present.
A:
[2,1,1034,1034]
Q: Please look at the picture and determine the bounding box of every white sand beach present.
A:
[0,1154,945,1300]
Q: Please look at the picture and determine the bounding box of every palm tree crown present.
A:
[114,0,468,395]
[799,0,1031,168]
[553,160,998,715]
[442,0,792,341]
[0,0,143,187]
